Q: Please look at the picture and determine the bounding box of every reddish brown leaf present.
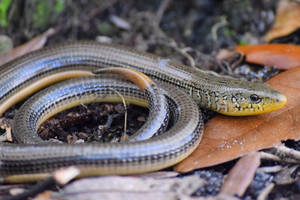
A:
[264,0,300,42]
[0,28,58,66]
[235,44,300,69]
[220,152,260,197]
[175,66,300,172]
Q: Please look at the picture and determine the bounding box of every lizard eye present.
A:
[250,94,261,103]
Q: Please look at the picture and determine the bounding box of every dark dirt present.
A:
[38,103,148,143]
[1,0,300,200]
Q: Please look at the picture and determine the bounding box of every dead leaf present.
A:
[55,174,204,200]
[0,28,58,66]
[0,118,12,142]
[264,0,300,42]
[220,152,260,197]
[235,44,300,69]
[35,190,52,199]
[273,165,298,185]
[175,66,300,172]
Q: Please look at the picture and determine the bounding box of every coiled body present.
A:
[0,41,286,182]
[1,77,202,180]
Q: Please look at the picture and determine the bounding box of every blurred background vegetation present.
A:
[0,0,278,51]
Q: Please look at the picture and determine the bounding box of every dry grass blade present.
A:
[107,88,128,142]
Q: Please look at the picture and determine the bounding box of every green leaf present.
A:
[55,0,64,12]
[0,0,12,27]
[238,39,248,45]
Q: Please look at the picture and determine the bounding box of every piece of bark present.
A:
[175,66,300,172]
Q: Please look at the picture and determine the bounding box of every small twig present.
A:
[156,0,172,24]
[257,166,283,174]
[273,145,300,161]
[168,44,197,68]
[259,152,282,162]
[96,113,120,140]
[211,16,228,42]
[152,39,198,69]
[257,182,275,200]
[99,114,118,130]
[259,150,298,164]
[218,60,233,75]
[179,47,196,68]
[229,51,244,70]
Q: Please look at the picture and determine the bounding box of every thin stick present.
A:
[257,182,275,200]
[156,0,172,24]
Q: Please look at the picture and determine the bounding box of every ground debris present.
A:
[38,103,147,143]
[51,173,205,200]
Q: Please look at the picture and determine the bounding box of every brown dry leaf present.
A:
[220,152,260,197]
[0,28,58,66]
[264,0,300,42]
[235,44,300,69]
[34,191,52,200]
[175,66,300,172]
